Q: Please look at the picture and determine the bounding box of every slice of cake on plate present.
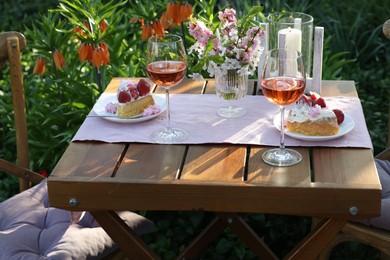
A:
[286,92,344,136]
[116,79,155,118]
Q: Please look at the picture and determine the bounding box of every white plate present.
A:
[92,94,166,123]
[273,112,355,141]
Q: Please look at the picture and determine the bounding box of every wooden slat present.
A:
[181,145,246,181]
[51,142,125,178]
[154,78,205,94]
[313,148,380,186]
[247,147,311,184]
[115,143,186,180]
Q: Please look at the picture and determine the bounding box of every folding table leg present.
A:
[284,218,347,260]
[217,213,278,259]
[177,214,227,259]
[91,211,159,260]
[178,212,278,259]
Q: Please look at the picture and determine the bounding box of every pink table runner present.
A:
[72,94,373,149]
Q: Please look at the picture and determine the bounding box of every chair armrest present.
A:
[375,148,390,161]
[0,158,45,184]
[343,222,390,254]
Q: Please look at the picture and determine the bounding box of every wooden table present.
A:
[47,78,381,259]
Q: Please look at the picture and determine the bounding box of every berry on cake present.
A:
[105,79,160,118]
[285,92,345,136]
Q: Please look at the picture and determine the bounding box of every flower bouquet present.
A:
[187,6,265,80]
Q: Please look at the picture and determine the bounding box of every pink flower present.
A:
[309,104,322,117]
[218,8,237,24]
[189,20,213,48]
[143,104,161,117]
[105,102,117,114]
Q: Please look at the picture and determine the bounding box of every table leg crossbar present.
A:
[177,212,278,259]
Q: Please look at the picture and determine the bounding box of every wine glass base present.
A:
[262,148,302,167]
[217,106,247,118]
[152,128,188,144]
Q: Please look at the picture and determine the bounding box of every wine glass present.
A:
[261,48,306,166]
[146,34,187,143]
[215,70,248,118]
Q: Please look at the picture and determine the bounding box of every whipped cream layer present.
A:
[287,104,336,123]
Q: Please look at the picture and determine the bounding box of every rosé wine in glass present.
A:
[261,77,305,106]
[146,34,187,143]
[146,61,187,88]
[261,49,306,166]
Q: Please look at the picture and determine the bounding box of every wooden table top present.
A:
[47,78,381,221]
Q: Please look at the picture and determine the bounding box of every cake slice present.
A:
[286,105,339,136]
[285,92,344,136]
[116,79,155,118]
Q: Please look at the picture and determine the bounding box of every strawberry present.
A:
[310,92,321,102]
[130,89,139,100]
[137,79,151,96]
[332,109,345,125]
[298,94,312,105]
[127,85,137,92]
[313,97,327,108]
[118,91,131,103]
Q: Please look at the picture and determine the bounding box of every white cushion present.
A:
[0,179,154,259]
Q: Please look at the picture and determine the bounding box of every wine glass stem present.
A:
[165,88,171,131]
[279,106,286,152]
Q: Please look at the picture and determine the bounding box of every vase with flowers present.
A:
[187,6,265,117]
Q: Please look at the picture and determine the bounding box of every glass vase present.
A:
[215,69,248,118]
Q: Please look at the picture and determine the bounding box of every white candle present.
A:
[278,27,302,76]
[278,27,302,52]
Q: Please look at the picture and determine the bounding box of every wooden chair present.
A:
[0,31,153,259]
[318,19,390,259]
[0,31,40,192]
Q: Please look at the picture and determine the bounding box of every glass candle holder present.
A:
[267,12,314,77]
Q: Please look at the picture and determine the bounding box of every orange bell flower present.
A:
[99,42,110,64]
[53,50,66,69]
[92,48,103,68]
[78,43,93,62]
[92,47,109,68]
[141,24,153,41]
[166,2,176,22]
[33,56,46,76]
[74,22,91,38]
[179,3,192,23]
[160,12,173,29]
[99,20,108,33]
[171,3,183,25]
[152,20,165,35]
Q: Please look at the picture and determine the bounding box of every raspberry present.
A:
[332,109,345,125]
